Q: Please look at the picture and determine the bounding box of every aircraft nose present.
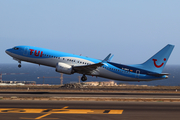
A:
[5,49,11,55]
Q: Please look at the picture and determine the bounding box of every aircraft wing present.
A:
[73,62,104,74]
[73,53,112,74]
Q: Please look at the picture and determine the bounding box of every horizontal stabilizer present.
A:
[147,73,169,77]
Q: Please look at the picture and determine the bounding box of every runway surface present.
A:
[0,100,180,120]
[0,91,180,99]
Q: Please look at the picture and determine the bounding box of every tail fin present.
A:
[135,44,174,73]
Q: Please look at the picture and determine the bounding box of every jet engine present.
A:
[55,62,74,74]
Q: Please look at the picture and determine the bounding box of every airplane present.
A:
[5,44,174,82]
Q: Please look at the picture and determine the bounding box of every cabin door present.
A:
[23,47,29,56]
[136,70,140,78]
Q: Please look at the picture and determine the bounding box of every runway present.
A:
[0,91,180,99]
[0,100,180,120]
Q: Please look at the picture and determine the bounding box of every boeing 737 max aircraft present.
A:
[5,44,174,82]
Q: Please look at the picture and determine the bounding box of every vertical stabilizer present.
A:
[138,44,174,73]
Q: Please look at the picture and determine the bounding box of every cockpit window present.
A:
[13,47,19,50]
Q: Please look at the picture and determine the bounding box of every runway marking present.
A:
[0,108,123,114]
[0,107,123,119]
[35,113,52,119]
[62,106,69,109]
[20,117,59,119]
[34,106,69,119]
[109,110,124,114]
[0,108,46,113]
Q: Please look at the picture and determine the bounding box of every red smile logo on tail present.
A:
[152,58,166,68]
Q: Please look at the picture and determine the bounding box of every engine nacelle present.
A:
[56,62,74,75]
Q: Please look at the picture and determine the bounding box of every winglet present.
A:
[109,55,114,61]
[102,53,114,62]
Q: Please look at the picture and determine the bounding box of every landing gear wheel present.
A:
[18,64,21,68]
[81,75,87,81]
[18,61,21,68]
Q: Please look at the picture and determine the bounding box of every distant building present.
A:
[84,81,117,86]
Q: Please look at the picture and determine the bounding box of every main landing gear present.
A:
[18,61,21,68]
[81,74,87,81]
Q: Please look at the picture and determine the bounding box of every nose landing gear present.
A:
[81,74,87,81]
[18,61,21,68]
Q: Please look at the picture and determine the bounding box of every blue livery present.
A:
[5,44,174,82]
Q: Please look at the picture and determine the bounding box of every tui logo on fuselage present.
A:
[29,49,43,57]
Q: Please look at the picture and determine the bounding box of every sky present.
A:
[0,0,180,65]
